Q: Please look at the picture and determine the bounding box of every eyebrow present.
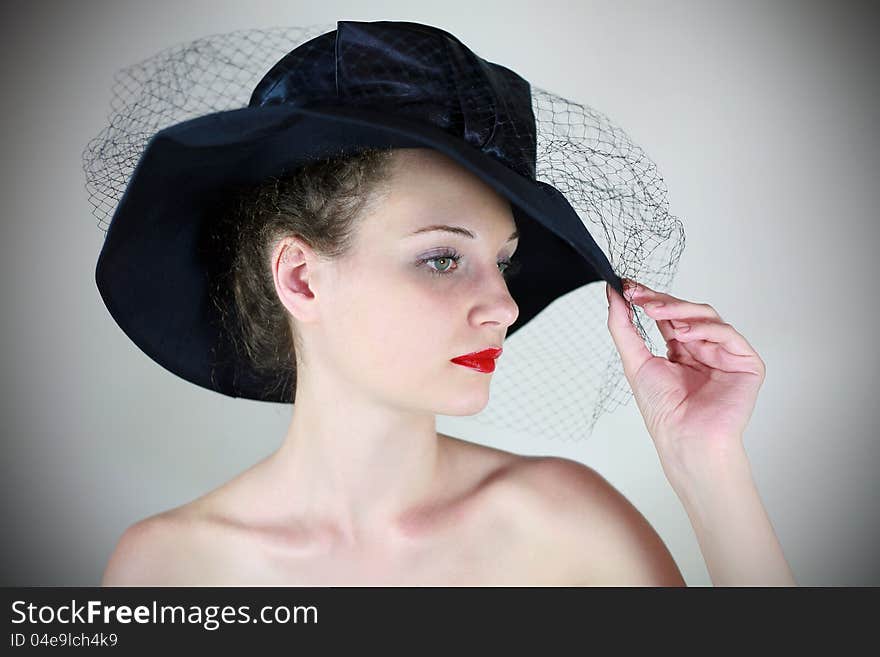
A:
[406,225,519,242]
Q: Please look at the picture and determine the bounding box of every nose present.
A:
[471,267,519,330]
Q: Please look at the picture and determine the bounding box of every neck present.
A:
[267,372,445,548]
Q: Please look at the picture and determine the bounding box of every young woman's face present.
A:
[316,148,521,416]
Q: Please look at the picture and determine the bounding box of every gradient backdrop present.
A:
[1,0,877,586]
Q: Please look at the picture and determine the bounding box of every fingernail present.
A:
[623,278,639,292]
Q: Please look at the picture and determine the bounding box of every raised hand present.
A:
[606,278,766,467]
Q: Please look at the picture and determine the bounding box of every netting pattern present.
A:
[84,24,338,231]
[83,24,685,441]
[470,88,685,439]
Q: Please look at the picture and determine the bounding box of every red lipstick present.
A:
[450,347,502,374]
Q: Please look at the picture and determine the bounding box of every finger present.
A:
[633,283,761,368]
[652,312,762,375]
[653,317,707,370]
[656,317,758,358]
[672,339,766,376]
[627,281,711,367]
[606,281,655,382]
[621,280,765,376]
[624,279,722,322]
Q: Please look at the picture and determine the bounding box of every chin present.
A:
[435,389,492,417]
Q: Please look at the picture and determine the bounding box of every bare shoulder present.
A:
[495,455,686,586]
[101,507,211,586]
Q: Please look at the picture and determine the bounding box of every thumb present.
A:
[606,280,654,384]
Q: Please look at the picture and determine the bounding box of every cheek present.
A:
[335,271,457,371]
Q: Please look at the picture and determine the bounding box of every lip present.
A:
[450,347,502,373]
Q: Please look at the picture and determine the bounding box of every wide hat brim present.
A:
[96,100,624,402]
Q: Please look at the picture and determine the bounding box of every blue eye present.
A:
[419,250,522,279]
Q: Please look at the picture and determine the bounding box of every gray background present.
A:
[2,0,877,586]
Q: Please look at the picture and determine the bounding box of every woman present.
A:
[92,21,796,586]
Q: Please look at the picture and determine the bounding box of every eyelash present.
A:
[419,249,523,279]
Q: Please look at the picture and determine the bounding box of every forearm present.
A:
[661,443,798,587]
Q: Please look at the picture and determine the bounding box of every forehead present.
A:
[374,148,516,233]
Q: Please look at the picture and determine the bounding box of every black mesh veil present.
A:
[82,24,685,441]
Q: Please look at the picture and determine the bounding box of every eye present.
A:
[419,249,523,280]
[423,251,462,276]
[500,257,523,279]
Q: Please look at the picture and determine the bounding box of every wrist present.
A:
[659,438,754,502]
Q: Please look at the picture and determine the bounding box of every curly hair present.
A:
[208,147,397,402]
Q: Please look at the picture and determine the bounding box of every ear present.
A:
[271,236,322,324]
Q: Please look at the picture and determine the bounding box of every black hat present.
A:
[85,20,684,439]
